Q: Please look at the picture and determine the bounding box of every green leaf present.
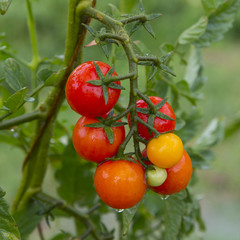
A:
[102,84,109,105]
[225,114,240,138]
[195,0,240,47]
[139,0,144,12]
[3,87,28,111]
[4,58,26,91]
[160,42,175,55]
[201,0,217,13]
[147,13,162,21]
[130,21,142,36]
[82,23,97,36]
[105,66,115,78]
[44,68,66,86]
[136,107,150,115]
[160,52,173,64]
[86,80,102,86]
[104,126,114,144]
[37,68,53,83]
[164,197,185,240]
[177,109,203,143]
[159,64,176,77]
[0,0,12,15]
[155,111,175,121]
[175,118,186,131]
[108,4,121,19]
[13,200,43,240]
[0,187,21,240]
[93,61,104,80]
[122,202,141,236]
[195,117,225,149]
[155,98,168,111]
[178,17,208,45]
[111,121,127,127]
[84,122,105,128]
[108,82,125,90]
[143,22,156,38]
[55,142,96,206]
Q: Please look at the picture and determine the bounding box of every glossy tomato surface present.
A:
[94,160,147,209]
[65,61,121,117]
[72,116,125,163]
[150,150,192,195]
[128,96,176,140]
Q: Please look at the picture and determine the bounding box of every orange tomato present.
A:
[94,160,147,209]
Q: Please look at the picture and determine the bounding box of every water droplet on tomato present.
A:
[115,209,124,213]
[10,128,15,132]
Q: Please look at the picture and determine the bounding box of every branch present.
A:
[35,192,103,240]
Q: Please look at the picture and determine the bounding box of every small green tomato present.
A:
[146,165,167,187]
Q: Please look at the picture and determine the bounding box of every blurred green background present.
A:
[0,0,240,239]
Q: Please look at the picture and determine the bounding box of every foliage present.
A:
[0,0,239,239]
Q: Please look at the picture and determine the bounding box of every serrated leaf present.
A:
[160,64,176,77]
[164,197,185,240]
[195,117,225,149]
[108,82,125,90]
[0,0,12,15]
[37,68,53,83]
[0,187,21,240]
[122,202,141,235]
[104,126,114,144]
[4,58,26,91]
[178,17,208,45]
[195,0,240,47]
[44,68,66,86]
[143,22,156,38]
[86,80,102,86]
[4,87,28,111]
[55,142,96,206]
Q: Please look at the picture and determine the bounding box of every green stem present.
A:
[121,15,147,25]
[105,71,137,83]
[137,55,160,65]
[135,88,155,112]
[0,111,44,130]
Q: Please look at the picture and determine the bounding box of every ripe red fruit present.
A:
[65,61,121,117]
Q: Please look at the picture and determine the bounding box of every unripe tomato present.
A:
[147,133,183,168]
[65,61,121,117]
[128,96,176,140]
[94,160,147,209]
[150,150,193,195]
[146,165,167,187]
[72,116,125,163]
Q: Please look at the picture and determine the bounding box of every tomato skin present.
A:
[72,116,125,163]
[128,96,176,140]
[65,61,121,117]
[150,150,193,195]
[147,133,183,168]
[94,160,147,209]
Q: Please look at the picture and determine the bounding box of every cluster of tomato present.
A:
[65,61,192,210]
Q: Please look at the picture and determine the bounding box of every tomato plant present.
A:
[94,160,147,209]
[0,0,238,239]
[65,61,121,117]
[72,115,125,163]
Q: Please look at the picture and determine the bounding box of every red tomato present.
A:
[128,96,176,140]
[65,61,121,117]
[72,116,125,163]
[150,150,193,195]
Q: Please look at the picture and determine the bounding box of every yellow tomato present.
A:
[146,133,183,168]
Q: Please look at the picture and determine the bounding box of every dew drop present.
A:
[160,195,169,200]
[115,209,124,213]
[10,128,15,132]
